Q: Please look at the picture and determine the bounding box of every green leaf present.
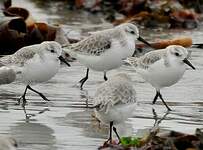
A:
[120,136,141,147]
[120,137,131,146]
[131,137,141,146]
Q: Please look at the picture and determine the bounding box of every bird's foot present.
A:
[38,93,49,101]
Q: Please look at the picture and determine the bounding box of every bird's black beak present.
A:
[58,56,71,67]
[183,58,195,70]
[137,36,152,47]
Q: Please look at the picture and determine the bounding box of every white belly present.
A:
[95,103,136,125]
[20,57,60,84]
[76,43,135,71]
[138,60,186,90]
[77,54,123,71]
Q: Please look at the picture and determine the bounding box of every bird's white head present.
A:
[167,45,195,69]
[116,23,151,47]
[117,23,139,39]
[39,41,71,66]
[167,45,188,60]
[40,41,62,57]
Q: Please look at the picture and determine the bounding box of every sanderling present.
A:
[124,45,195,111]
[0,41,70,108]
[93,73,137,143]
[63,23,151,89]
[0,136,17,150]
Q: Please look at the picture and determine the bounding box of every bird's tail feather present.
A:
[62,46,77,58]
[123,57,138,67]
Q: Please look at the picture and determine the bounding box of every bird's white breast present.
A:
[95,102,136,125]
[76,38,135,71]
[20,54,60,84]
[138,59,186,90]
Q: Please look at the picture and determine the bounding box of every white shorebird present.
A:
[63,23,151,89]
[124,45,195,111]
[0,41,70,108]
[93,73,137,143]
[0,136,17,150]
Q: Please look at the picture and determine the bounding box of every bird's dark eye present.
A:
[50,50,55,53]
[175,52,180,56]
[130,31,135,34]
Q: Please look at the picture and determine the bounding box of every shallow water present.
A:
[0,0,203,149]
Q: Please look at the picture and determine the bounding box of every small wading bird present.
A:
[0,41,70,110]
[124,45,195,111]
[63,23,151,89]
[93,73,137,143]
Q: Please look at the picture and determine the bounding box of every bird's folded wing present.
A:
[93,81,136,113]
[0,46,36,66]
[64,33,112,56]
[125,51,164,69]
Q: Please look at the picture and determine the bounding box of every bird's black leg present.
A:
[158,92,172,111]
[113,126,121,143]
[104,71,108,81]
[152,91,159,104]
[17,85,29,106]
[17,85,29,119]
[27,85,49,101]
[79,68,89,90]
[106,121,113,144]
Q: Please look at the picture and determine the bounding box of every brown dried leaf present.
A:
[136,37,192,49]
[118,0,146,15]
[113,11,150,25]
[0,18,27,54]
[113,11,169,26]
[3,0,11,9]
[3,7,35,28]
[75,0,84,8]
[170,9,199,22]
[26,22,57,45]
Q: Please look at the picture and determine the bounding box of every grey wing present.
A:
[125,57,139,67]
[133,50,166,69]
[0,46,36,66]
[126,50,164,69]
[0,55,15,66]
[140,52,162,69]
[68,33,112,56]
[93,79,136,112]
[0,62,5,67]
